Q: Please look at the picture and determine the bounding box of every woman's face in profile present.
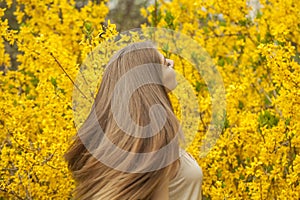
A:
[159,53,177,91]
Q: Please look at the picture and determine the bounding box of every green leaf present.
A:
[195,81,205,92]
[238,100,244,109]
[218,58,225,67]
[164,10,176,30]
[50,77,57,88]
[258,110,279,129]
[219,20,226,27]
[84,21,93,32]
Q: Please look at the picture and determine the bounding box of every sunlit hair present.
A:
[65,41,182,199]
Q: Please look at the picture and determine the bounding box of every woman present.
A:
[65,41,203,199]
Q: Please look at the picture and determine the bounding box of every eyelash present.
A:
[164,58,171,67]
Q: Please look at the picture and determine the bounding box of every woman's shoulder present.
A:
[177,149,203,181]
[168,149,203,199]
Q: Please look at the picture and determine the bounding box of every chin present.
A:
[167,83,177,92]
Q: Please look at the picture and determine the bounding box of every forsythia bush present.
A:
[1,0,299,199]
[142,0,300,199]
[0,0,117,199]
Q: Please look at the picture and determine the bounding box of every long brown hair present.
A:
[65,41,181,199]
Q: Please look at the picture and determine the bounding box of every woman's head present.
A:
[102,41,177,96]
[65,41,181,199]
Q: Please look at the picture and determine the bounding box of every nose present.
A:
[165,59,174,68]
